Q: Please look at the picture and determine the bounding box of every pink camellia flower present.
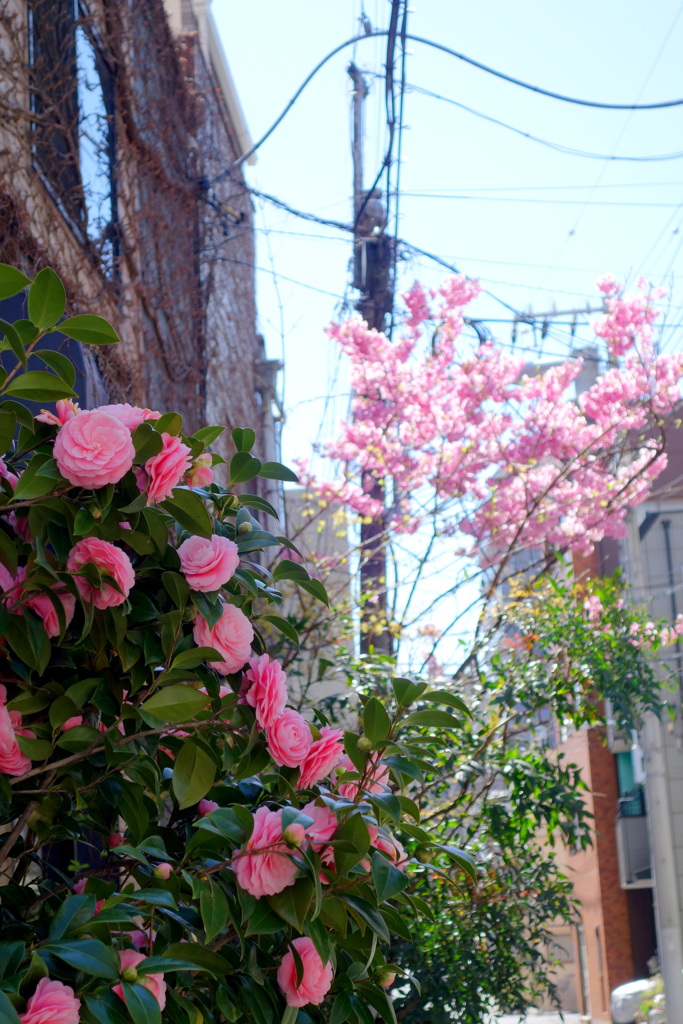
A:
[241,654,288,729]
[177,534,239,593]
[36,398,81,428]
[297,726,345,790]
[9,512,32,544]
[336,753,390,799]
[134,466,148,493]
[198,799,219,817]
[0,704,31,777]
[186,453,214,489]
[72,878,87,894]
[61,715,83,732]
[67,538,135,610]
[192,602,253,675]
[0,457,19,489]
[301,800,338,848]
[19,977,81,1024]
[232,805,298,898]
[266,708,312,767]
[96,403,160,431]
[24,589,76,638]
[54,409,135,489]
[113,949,166,1010]
[277,936,334,1007]
[0,563,26,611]
[145,432,192,505]
[373,830,408,868]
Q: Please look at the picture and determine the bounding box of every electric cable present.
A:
[400,83,683,162]
[208,31,683,183]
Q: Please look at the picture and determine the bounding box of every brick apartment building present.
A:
[0,0,275,460]
[543,420,683,1020]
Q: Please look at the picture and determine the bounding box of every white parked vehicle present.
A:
[611,978,659,1023]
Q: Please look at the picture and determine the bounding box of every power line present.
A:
[208,30,683,183]
[398,194,683,208]
[401,82,683,162]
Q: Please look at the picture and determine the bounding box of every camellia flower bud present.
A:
[415,847,432,863]
[378,970,396,988]
[153,862,173,880]
[283,823,306,848]
[357,736,374,754]
[107,832,124,849]
[122,966,138,983]
[237,522,253,535]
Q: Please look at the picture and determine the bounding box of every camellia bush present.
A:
[0,265,473,1024]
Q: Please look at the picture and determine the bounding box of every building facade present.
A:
[0,0,270,458]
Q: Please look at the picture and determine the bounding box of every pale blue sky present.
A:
[214,0,683,469]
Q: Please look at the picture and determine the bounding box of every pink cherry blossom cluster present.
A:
[593,275,666,358]
[311,275,683,568]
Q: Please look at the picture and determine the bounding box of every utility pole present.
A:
[347,61,393,656]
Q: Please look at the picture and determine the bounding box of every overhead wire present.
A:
[208,30,683,184]
[548,0,683,273]
[399,82,683,163]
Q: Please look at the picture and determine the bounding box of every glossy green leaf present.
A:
[170,647,219,670]
[172,740,216,809]
[201,881,229,943]
[0,411,16,457]
[0,319,26,367]
[48,894,96,940]
[160,942,230,974]
[340,894,391,942]
[330,993,353,1024]
[232,427,256,452]
[43,939,119,978]
[58,313,121,346]
[401,709,460,731]
[120,983,161,1024]
[260,614,299,646]
[0,264,31,300]
[391,678,428,707]
[140,684,207,726]
[27,267,66,330]
[363,697,391,743]
[161,488,212,539]
[14,454,61,501]
[423,689,471,718]
[267,878,314,931]
[35,349,76,388]
[229,451,261,485]
[193,425,225,445]
[371,851,409,902]
[3,370,76,402]
[238,493,279,518]
[333,813,371,876]
[16,735,53,760]
[0,991,21,1024]
[272,558,309,583]
[296,577,330,606]
[258,461,299,483]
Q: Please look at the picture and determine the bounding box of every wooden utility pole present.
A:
[347,61,393,656]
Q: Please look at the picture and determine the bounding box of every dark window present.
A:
[28,1,118,278]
